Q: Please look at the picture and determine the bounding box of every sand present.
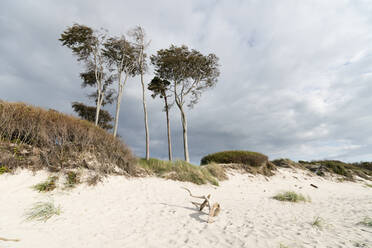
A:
[0,168,371,248]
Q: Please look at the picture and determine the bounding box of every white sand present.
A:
[0,168,371,248]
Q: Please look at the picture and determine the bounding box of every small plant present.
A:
[64,171,80,188]
[32,176,58,192]
[365,183,372,188]
[0,165,10,174]
[279,244,290,248]
[358,217,372,227]
[273,191,308,203]
[24,201,61,222]
[311,216,324,230]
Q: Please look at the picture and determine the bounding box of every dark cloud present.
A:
[1,0,372,163]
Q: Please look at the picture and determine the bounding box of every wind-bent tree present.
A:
[151,45,220,162]
[103,36,139,137]
[71,102,114,130]
[148,77,173,161]
[60,24,112,126]
[129,26,151,160]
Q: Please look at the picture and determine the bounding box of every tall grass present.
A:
[0,100,136,175]
[32,176,58,192]
[139,158,226,185]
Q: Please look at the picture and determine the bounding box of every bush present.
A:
[0,165,10,174]
[200,150,268,167]
[273,191,308,202]
[0,100,136,175]
[139,158,221,185]
[64,171,80,188]
[33,176,58,192]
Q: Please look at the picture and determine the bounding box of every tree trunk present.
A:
[141,72,150,160]
[95,89,102,126]
[164,95,172,161]
[113,73,128,137]
[179,106,189,162]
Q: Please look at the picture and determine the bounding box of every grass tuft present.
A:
[64,171,80,188]
[311,216,324,230]
[365,183,372,188]
[24,201,61,222]
[86,174,103,186]
[0,165,11,174]
[273,191,308,203]
[32,176,58,192]
[139,158,222,185]
[358,217,372,227]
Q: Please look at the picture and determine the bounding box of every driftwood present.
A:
[182,187,221,223]
[310,183,318,189]
[0,236,20,242]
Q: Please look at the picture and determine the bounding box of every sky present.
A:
[1,0,372,164]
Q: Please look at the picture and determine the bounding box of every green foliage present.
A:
[204,163,228,180]
[64,171,80,188]
[33,176,58,192]
[358,217,372,227]
[71,102,113,130]
[273,191,308,203]
[201,150,268,167]
[139,158,221,185]
[0,165,10,174]
[0,101,136,174]
[24,201,61,222]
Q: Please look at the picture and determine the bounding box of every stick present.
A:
[310,184,318,188]
[0,237,20,242]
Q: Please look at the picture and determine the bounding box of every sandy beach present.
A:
[0,168,371,248]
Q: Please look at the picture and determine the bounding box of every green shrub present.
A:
[32,176,58,192]
[200,150,268,167]
[64,171,80,188]
[139,158,220,185]
[358,217,372,227]
[24,201,61,222]
[273,191,308,202]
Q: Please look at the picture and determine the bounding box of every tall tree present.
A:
[148,77,173,161]
[151,45,220,162]
[103,36,139,137]
[60,24,112,126]
[129,26,151,160]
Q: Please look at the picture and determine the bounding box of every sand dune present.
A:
[1,168,371,248]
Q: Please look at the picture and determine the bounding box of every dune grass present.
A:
[24,201,61,222]
[311,216,325,230]
[0,165,10,174]
[358,217,372,227]
[365,183,372,188]
[273,191,308,203]
[138,158,225,186]
[32,176,58,192]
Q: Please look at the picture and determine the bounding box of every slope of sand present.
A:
[0,168,371,248]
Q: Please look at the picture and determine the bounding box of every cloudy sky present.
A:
[1,0,372,164]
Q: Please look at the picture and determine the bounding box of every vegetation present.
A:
[311,216,325,230]
[71,102,113,130]
[0,165,10,174]
[86,174,103,186]
[299,160,372,180]
[24,201,61,222]
[0,101,136,175]
[358,217,372,227]
[201,150,268,166]
[273,191,308,203]
[64,171,80,188]
[148,77,173,161]
[151,45,220,162]
[365,183,372,188]
[138,158,224,185]
[33,176,58,192]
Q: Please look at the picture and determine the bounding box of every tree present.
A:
[129,26,151,160]
[103,36,139,137]
[71,102,113,130]
[60,24,112,126]
[151,45,220,162]
[148,77,173,161]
